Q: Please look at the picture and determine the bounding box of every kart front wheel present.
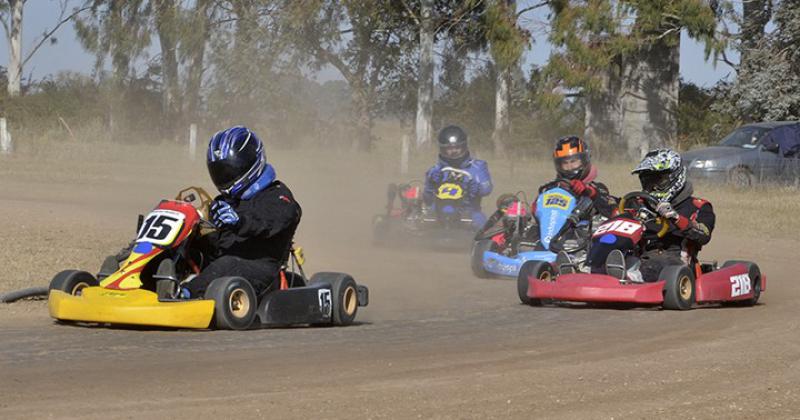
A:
[661,265,695,310]
[310,272,359,326]
[205,276,257,330]
[517,261,555,306]
[49,270,98,296]
[470,240,496,278]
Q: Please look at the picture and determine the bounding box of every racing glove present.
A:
[655,202,679,222]
[569,179,597,199]
[210,200,240,228]
[428,169,447,185]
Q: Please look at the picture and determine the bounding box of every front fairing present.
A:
[536,187,577,249]
[100,200,201,290]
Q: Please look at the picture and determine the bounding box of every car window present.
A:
[719,127,771,148]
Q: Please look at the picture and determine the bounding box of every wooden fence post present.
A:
[189,123,197,161]
[0,118,12,155]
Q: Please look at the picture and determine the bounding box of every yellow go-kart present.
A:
[48,187,368,330]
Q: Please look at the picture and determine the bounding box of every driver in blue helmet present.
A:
[423,125,493,229]
[182,126,302,298]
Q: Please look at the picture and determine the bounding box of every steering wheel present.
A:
[618,191,669,238]
[176,186,217,230]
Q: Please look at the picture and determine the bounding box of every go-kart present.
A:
[372,167,477,251]
[48,187,369,330]
[517,191,764,310]
[471,181,596,278]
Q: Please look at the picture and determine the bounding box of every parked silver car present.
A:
[682,121,800,187]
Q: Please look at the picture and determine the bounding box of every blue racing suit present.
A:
[423,157,493,229]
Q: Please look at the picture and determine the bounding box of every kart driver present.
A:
[596,148,716,283]
[540,136,618,273]
[422,125,493,229]
[182,126,302,298]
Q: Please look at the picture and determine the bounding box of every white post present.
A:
[400,134,410,175]
[188,123,197,161]
[0,118,12,155]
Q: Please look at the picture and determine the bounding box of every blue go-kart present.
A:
[470,181,595,279]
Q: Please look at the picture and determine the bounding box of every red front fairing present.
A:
[694,263,762,303]
[528,273,666,304]
[155,200,201,248]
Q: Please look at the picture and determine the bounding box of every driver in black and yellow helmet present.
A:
[596,148,716,283]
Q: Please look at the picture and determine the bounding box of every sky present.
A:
[1,1,738,88]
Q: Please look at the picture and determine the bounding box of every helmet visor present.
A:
[554,152,588,179]
[208,159,245,192]
[441,143,466,160]
[639,171,672,194]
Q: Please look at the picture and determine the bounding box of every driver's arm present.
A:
[422,165,439,205]
[471,160,493,197]
[674,202,715,245]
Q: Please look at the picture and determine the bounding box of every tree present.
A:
[283,1,412,151]
[0,0,90,96]
[545,0,717,158]
[713,0,800,122]
[485,0,530,156]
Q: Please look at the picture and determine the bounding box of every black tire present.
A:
[721,260,761,306]
[205,276,257,330]
[310,272,359,326]
[470,240,496,278]
[729,166,753,188]
[49,270,98,296]
[661,265,695,310]
[517,261,555,306]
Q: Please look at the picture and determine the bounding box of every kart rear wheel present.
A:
[721,260,761,307]
[49,270,98,296]
[470,240,497,278]
[310,272,359,326]
[517,261,555,306]
[661,265,695,310]
[205,276,257,330]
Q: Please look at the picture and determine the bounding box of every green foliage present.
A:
[677,80,736,149]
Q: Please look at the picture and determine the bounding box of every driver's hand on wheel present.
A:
[429,169,447,185]
[211,200,240,228]
[569,179,597,198]
[655,201,679,221]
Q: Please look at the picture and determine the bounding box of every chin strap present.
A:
[241,164,276,200]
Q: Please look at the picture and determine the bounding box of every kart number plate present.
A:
[437,183,464,200]
[593,219,643,238]
[136,209,186,247]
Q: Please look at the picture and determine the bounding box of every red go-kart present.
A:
[517,192,764,310]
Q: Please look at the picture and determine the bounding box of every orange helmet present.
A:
[553,135,591,180]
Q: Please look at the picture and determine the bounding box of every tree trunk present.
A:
[618,36,679,160]
[351,86,372,151]
[415,0,434,149]
[184,0,211,124]
[154,0,180,138]
[741,0,772,65]
[6,0,23,97]
[492,65,510,157]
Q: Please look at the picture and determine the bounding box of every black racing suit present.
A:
[636,189,715,281]
[187,181,302,297]
[590,183,715,281]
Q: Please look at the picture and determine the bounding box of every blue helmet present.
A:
[207,126,275,198]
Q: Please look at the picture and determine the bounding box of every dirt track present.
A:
[1,146,798,419]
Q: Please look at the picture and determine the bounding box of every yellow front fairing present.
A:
[48,287,215,329]
[436,183,464,200]
[99,247,161,290]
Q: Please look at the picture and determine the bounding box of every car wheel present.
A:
[310,272,359,326]
[49,270,98,296]
[721,260,761,307]
[661,265,695,310]
[517,261,555,306]
[729,166,753,188]
[470,239,496,278]
[205,276,257,330]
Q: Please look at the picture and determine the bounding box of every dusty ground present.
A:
[1,143,798,419]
